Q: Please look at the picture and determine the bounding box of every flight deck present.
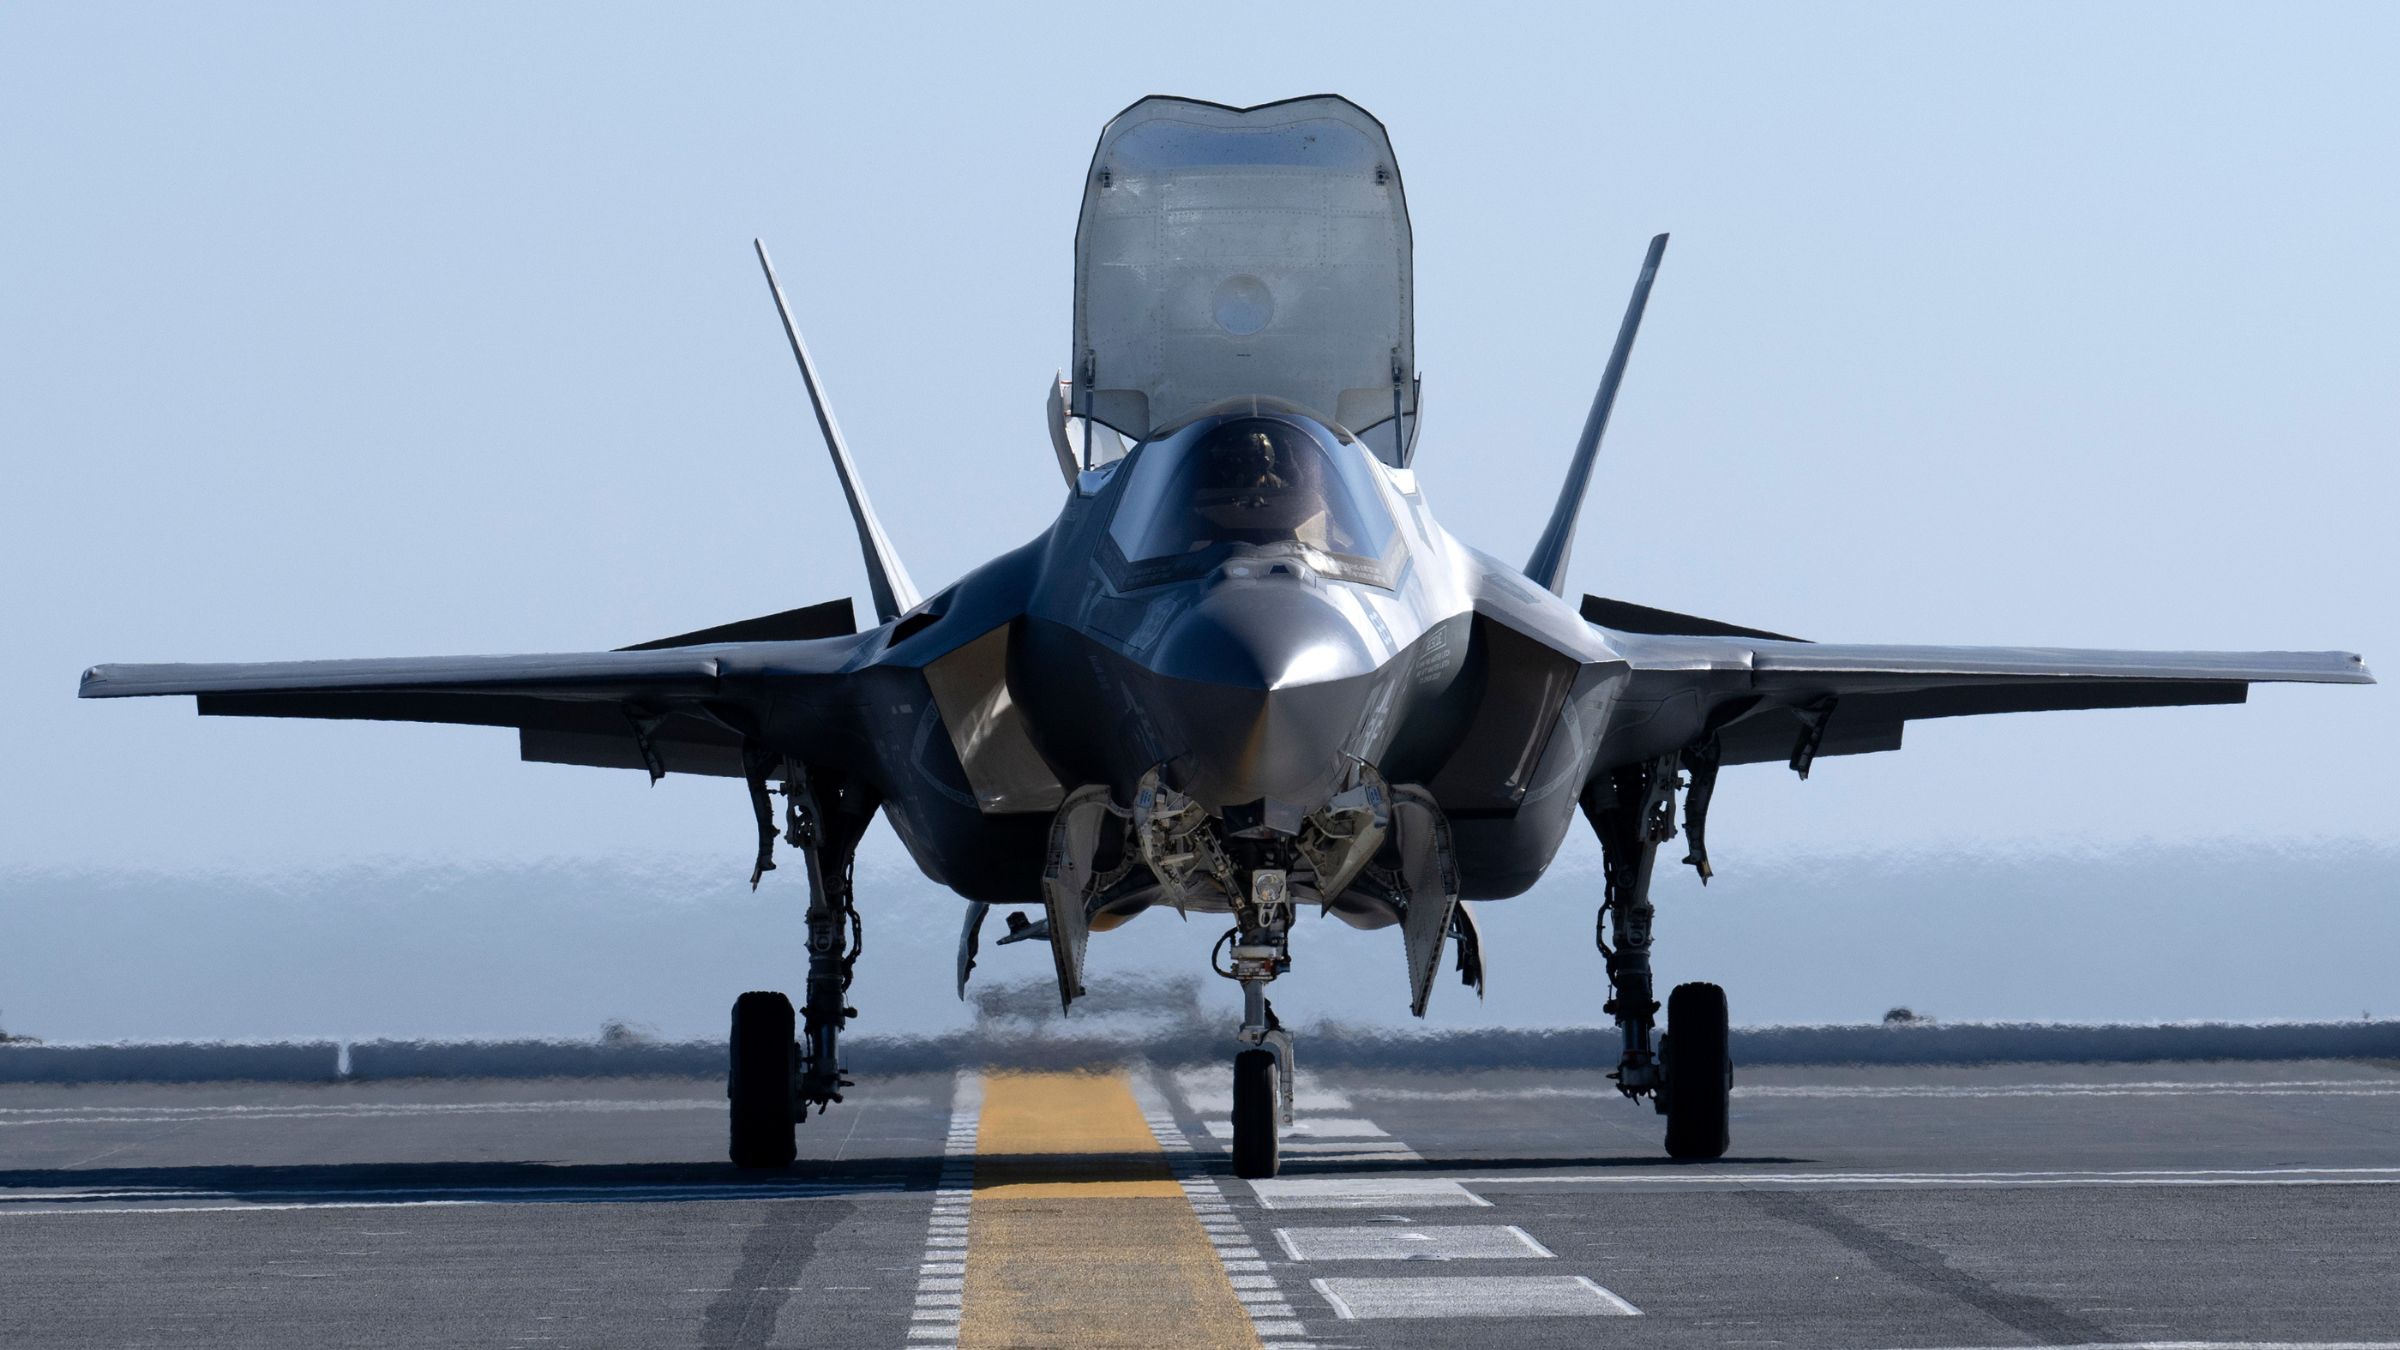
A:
[3,1057,2396,1348]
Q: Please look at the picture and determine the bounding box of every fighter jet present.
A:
[79,96,2372,1177]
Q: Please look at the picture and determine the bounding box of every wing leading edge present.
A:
[1604,630,2373,768]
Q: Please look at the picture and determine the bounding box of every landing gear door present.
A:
[1071,96,1419,466]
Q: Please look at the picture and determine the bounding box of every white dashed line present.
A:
[904,1071,981,1350]
[1134,1071,1318,1350]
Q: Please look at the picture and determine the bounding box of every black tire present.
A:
[1662,981,1732,1160]
[1231,1049,1280,1179]
[729,990,797,1169]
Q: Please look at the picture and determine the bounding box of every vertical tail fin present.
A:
[1522,233,1669,596]
[753,238,921,624]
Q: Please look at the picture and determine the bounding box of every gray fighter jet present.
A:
[79,97,2372,1176]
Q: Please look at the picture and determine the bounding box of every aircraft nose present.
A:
[1150,578,1377,692]
[1144,578,1385,812]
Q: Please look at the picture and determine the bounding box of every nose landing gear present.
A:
[1222,867,1296,1179]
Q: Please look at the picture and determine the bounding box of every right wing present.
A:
[79,634,868,779]
[1607,631,2373,768]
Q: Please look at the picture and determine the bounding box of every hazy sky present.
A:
[3,6,2393,974]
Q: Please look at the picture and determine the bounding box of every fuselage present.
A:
[803,403,1627,913]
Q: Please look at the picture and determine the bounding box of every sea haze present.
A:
[3,837,2391,1044]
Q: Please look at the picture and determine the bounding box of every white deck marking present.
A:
[1310,1274,1638,1319]
[1202,1117,1386,1139]
[0,1180,903,1215]
[1274,1224,1554,1261]
[1226,1139,1418,1156]
[900,1071,980,1350]
[1341,1079,2400,1103]
[1447,1165,2400,1190]
[1872,1343,2400,1350]
[1248,1177,1489,1209]
[1738,1081,2400,1099]
[1345,1086,1618,1101]
[0,1099,734,1128]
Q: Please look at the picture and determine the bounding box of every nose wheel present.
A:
[1231,1048,1281,1178]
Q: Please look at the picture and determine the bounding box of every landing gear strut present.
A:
[1583,752,1733,1160]
[729,756,878,1169]
[1223,867,1296,1179]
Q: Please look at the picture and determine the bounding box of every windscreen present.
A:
[1106,413,1401,587]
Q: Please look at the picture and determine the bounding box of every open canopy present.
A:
[1072,96,1417,464]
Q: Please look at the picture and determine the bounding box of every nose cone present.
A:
[1151,580,1378,692]
[1145,580,1387,811]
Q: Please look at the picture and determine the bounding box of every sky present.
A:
[2,4,2393,1037]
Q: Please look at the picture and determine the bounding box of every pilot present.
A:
[1204,426,1290,509]
[1192,419,1325,541]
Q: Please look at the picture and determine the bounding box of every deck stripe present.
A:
[1137,1073,1320,1349]
[901,1072,981,1350]
[960,1072,1259,1349]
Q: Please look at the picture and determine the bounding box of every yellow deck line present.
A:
[961,1071,1259,1349]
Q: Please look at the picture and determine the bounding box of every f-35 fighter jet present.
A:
[80,97,2372,1176]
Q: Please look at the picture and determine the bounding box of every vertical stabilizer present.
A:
[754,239,921,624]
[1523,233,1669,595]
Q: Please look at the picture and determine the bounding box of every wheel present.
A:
[729,990,797,1169]
[1662,981,1731,1160]
[1231,1049,1280,1179]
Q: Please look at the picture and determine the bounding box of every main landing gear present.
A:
[1584,751,1733,1160]
[729,755,878,1170]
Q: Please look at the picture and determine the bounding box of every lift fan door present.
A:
[1072,96,1417,463]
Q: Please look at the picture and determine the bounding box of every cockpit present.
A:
[1103,400,1404,589]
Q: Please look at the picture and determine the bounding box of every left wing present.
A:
[79,636,865,779]
[1605,631,2373,768]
